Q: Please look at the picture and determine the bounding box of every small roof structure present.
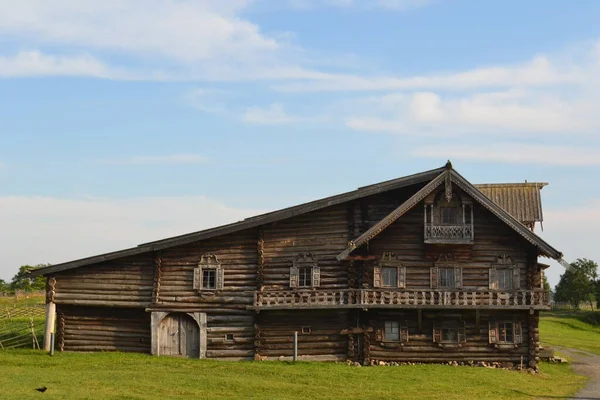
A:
[474,183,547,226]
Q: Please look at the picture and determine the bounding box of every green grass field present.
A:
[0,350,586,400]
[0,299,597,399]
[540,311,600,355]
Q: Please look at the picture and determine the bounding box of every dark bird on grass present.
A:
[35,386,47,393]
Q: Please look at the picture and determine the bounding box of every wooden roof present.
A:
[336,167,562,261]
[31,163,563,277]
[32,165,446,276]
[474,183,547,224]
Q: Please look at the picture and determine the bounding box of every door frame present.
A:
[151,311,207,358]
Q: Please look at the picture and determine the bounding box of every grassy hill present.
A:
[540,310,600,355]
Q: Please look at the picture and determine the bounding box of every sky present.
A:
[1,0,600,288]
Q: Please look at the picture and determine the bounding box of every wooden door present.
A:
[158,313,200,357]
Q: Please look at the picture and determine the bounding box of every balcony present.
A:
[251,289,550,311]
[424,223,473,244]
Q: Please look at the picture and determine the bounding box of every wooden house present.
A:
[32,162,562,367]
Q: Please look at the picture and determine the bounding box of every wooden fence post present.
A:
[43,302,56,352]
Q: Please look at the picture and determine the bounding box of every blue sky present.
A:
[1,0,600,287]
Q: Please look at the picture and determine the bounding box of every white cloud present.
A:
[242,103,302,125]
[0,195,267,281]
[0,1,277,63]
[0,50,113,78]
[412,144,600,166]
[100,154,208,165]
[345,87,600,137]
[274,48,599,92]
[540,200,600,288]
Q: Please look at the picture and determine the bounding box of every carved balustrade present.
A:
[253,289,549,310]
[424,224,474,244]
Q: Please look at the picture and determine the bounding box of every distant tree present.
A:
[0,278,8,295]
[554,258,598,309]
[9,265,48,292]
[542,274,551,292]
[596,279,600,309]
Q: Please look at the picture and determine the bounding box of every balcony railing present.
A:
[252,289,549,310]
[424,224,474,244]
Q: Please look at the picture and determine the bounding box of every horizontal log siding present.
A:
[369,198,536,290]
[57,305,150,353]
[262,204,350,290]
[366,309,530,363]
[257,310,348,360]
[157,228,257,359]
[54,254,154,307]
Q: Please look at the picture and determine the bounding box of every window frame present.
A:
[202,269,217,290]
[298,266,313,288]
[440,206,459,225]
[438,267,456,289]
[433,321,466,347]
[489,320,522,346]
[290,253,320,289]
[194,254,224,292]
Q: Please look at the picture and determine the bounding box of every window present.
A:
[373,253,406,289]
[489,320,522,345]
[384,321,399,341]
[202,269,216,290]
[489,255,519,290]
[194,254,224,292]
[438,267,456,288]
[495,269,513,290]
[301,326,311,335]
[441,207,458,225]
[430,254,462,289]
[382,267,398,287]
[433,322,466,345]
[298,267,313,287]
[290,253,320,288]
[225,333,235,342]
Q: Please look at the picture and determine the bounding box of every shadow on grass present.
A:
[512,390,598,399]
[544,310,600,326]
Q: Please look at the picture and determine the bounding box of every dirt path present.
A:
[554,346,600,400]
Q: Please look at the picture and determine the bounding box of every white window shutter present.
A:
[193,267,202,290]
[400,326,409,343]
[455,267,463,289]
[489,266,497,289]
[514,321,523,344]
[398,266,406,289]
[512,267,520,289]
[312,266,320,288]
[432,324,441,343]
[289,266,298,288]
[430,267,439,288]
[488,321,497,344]
[373,266,382,288]
[216,266,224,290]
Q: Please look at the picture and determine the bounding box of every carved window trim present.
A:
[488,319,522,348]
[373,252,406,289]
[193,254,224,292]
[376,320,409,344]
[489,255,520,290]
[290,253,320,289]
[433,320,466,348]
[430,253,462,289]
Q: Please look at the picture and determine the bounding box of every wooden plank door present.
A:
[158,313,200,357]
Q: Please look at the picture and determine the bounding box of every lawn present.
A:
[540,311,600,355]
[0,350,585,400]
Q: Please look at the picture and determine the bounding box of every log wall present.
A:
[262,204,350,290]
[53,254,155,308]
[256,310,349,361]
[365,309,531,364]
[56,305,150,353]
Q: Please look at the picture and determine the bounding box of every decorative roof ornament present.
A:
[445,171,453,202]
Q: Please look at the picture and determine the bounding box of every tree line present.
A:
[553,258,599,309]
[0,264,47,295]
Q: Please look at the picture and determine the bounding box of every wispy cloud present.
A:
[0,50,114,78]
[412,144,600,166]
[242,103,305,125]
[100,154,207,165]
[287,0,431,10]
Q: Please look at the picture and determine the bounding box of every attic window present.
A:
[441,207,458,225]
